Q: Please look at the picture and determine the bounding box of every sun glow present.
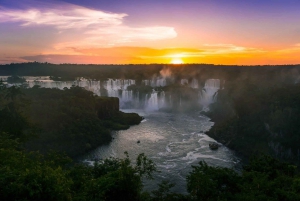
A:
[171,58,184,64]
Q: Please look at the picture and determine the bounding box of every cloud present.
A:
[274,43,300,54]
[0,5,125,29]
[0,57,28,64]
[201,44,264,55]
[54,26,177,49]
[0,3,177,48]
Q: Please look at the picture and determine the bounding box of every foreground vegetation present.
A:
[1,132,299,201]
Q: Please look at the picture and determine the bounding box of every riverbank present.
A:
[204,83,300,165]
[21,86,143,158]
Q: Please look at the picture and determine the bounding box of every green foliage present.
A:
[1,130,300,200]
[0,85,35,140]
[186,156,300,201]
[61,152,157,201]
[19,86,142,157]
[187,161,240,201]
[150,180,188,201]
[1,83,143,157]
[208,81,300,163]
[236,155,300,201]
[0,133,157,201]
[0,133,73,201]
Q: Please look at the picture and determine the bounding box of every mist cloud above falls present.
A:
[160,67,172,78]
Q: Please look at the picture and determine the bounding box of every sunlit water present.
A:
[82,109,240,193]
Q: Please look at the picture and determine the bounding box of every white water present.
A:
[146,90,159,111]
[83,110,239,193]
[200,79,220,111]
[181,79,189,85]
[190,78,199,89]
[143,78,167,87]
[145,90,166,111]
[3,76,221,112]
[27,79,102,96]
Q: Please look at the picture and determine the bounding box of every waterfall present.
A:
[156,78,166,87]
[26,77,102,96]
[191,79,199,89]
[121,90,133,102]
[27,81,76,89]
[135,91,140,107]
[143,78,166,87]
[159,91,165,108]
[146,90,159,111]
[200,79,220,111]
[142,80,150,86]
[145,94,149,108]
[180,95,182,106]
[123,79,135,89]
[3,76,223,112]
[181,79,188,85]
[104,79,135,107]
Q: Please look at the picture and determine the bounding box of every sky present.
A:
[1,0,300,65]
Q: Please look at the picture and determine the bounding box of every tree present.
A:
[187,161,240,201]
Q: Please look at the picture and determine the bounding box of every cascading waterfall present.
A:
[200,79,220,111]
[105,79,121,97]
[142,80,150,86]
[159,91,165,108]
[5,76,223,111]
[190,79,199,89]
[123,79,135,89]
[156,78,166,87]
[143,78,166,87]
[181,79,188,85]
[104,79,135,100]
[145,94,149,108]
[26,80,102,96]
[121,90,133,102]
[180,95,182,106]
[146,90,159,111]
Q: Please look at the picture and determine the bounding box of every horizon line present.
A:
[1,62,300,67]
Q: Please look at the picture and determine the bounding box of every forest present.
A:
[206,76,300,165]
[1,63,300,200]
[1,62,300,83]
[0,82,142,157]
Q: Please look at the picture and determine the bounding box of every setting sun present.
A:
[171,58,184,64]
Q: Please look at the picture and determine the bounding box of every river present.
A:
[83,109,239,193]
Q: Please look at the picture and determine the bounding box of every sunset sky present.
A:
[1,0,300,65]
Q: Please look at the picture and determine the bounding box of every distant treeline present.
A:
[1,62,300,84]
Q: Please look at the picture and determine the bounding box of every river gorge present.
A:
[83,109,239,193]
[1,75,240,193]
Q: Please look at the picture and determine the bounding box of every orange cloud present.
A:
[19,45,300,65]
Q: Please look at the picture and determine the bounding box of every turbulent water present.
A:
[83,110,239,193]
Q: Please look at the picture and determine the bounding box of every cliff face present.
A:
[206,81,300,165]
[96,97,119,119]
[19,87,143,158]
